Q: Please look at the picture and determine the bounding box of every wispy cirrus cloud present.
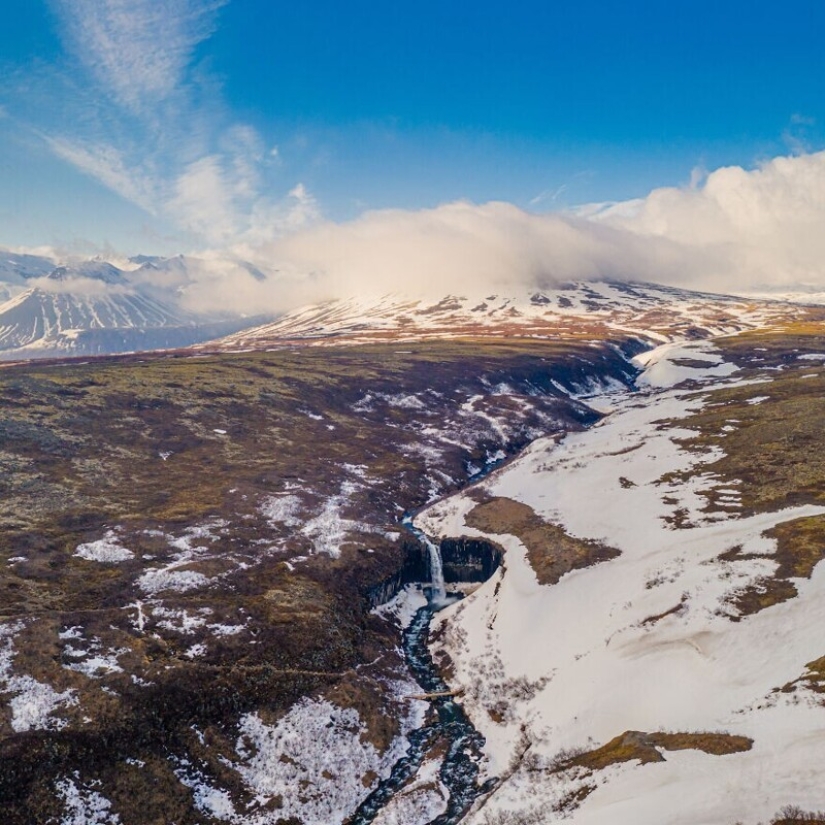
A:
[6,0,317,248]
[49,0,227,113]
[44,135,159,213]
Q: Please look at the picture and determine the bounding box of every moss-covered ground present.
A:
[655,329,825,616]
[0,336,636,824]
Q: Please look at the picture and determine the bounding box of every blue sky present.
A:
[1,0,824,255]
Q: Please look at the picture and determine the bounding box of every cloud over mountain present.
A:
[186,150,825,314]
[596,150,825,290]
[7,150,824,318]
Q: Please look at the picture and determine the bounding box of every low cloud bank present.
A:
[9,151,825,317]
[598,151,825,291]
[179,150,825,315]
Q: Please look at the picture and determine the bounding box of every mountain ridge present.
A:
[202,280,816,352]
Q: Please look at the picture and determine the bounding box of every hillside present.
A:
[0,254,268,360]
[204,281,813,351]
[0,335,642,824]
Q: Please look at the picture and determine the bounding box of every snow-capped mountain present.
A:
[46,260,125,285]
[0,252,56,302]
[0,251,56,283]
[0,287,187,350]
[0,285,271,358]
[206,280,815,351]
[0,251,272,359]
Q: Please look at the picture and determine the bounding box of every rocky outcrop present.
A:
[364,534,504,607]
[441,537,503,583]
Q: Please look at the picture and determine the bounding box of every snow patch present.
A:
[260,494,302,527]
[372,584,429,629]
[137,568,211,595]
[74,531,134,563]
[234,697,416,825]
[56,775,120,825]
[1,621,78,732]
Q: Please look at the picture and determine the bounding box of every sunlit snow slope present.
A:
[417,340,825,825]
[206,281,815,351]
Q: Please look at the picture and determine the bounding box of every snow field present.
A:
[419,342,825,824]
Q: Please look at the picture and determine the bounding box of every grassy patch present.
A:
[778,654,825,696]
[465,496,620,585]
[568,730,753,771]
[0,336,640,823]
[655,330,825,617]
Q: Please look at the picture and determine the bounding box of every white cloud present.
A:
[50,0,228,113]
[597,150,825,290]
[176,150,825,314]
[11,5,825,312]
[168,156,240,242]
[214,199,681,311]
[28,0,316,249]
[8,151,823,319]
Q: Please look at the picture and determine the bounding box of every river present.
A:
[348,601,496,824]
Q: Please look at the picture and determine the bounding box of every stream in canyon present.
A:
[348,522,496,824]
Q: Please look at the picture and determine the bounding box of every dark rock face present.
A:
[365,534,503,606]
[441,537,503,583]
[365,537,428,607]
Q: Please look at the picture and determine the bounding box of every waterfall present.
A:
[423,535,446,603]
[401,513,447,604]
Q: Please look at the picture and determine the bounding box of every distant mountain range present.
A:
[0,252,270,359]
[1,248,823,361]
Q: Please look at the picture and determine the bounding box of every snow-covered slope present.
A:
[0,287,188,341]
[0,251,274,359]
[0,287,192,354]
[417,343,825,824]
[206,281,817,351]
[0,252,56,302]
[0,251,56,284]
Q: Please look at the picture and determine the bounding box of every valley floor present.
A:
[4,317,825,823]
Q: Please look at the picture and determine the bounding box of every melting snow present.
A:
[56,776,120,825]
[1,622,77,731]
[152,606,210,635]
[372,584,429,629]
[137,568,211,595]
[418,340,825,824]
[135,522,224,594]
[234,695,421,825]
[261,494,302,527]
[74,531,134,563]
[372,756,449,825]
[301,481,364,557]
[184,644,207,659]
[173,757,236,820]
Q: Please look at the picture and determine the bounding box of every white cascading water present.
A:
[423,535,446,603]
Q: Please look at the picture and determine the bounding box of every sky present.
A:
[1,1,824,300]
